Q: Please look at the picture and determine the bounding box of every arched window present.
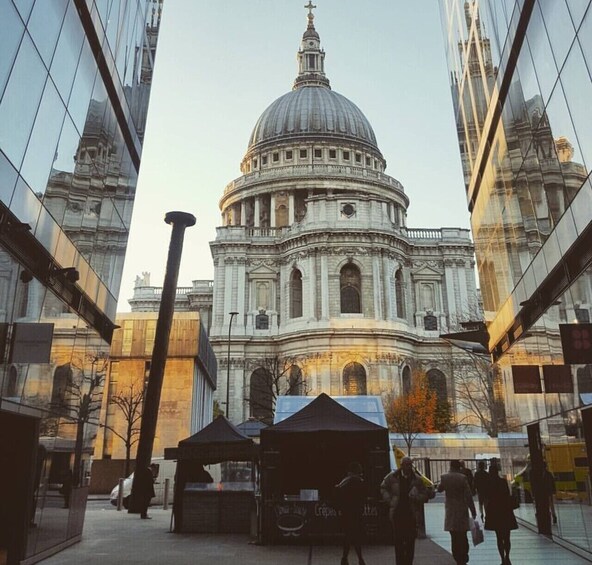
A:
[290,269,303,318]
[51,363,73,415]
[427,369,447,404]
[427,368,451,431]
[343,362,367,395]
[287,365,303,395]
[340,264,361,313]
[401,366,411,395]
[250,368,273,424]
[395,269,405,318]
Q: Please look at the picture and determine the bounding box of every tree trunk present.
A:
[73,420,85,487]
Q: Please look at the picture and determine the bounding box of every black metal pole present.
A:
[130,211,195,512]
[225,311,238,418]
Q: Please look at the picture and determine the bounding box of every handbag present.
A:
[469,517,484,546]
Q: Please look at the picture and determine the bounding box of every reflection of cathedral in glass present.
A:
[202,7,480,424]
[0,1,163,562]
[441,0,592,552]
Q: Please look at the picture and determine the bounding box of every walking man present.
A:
[380,456,428,565]
[473,460,490,521]
[335,462,366,565]
[437,460,477,565]
[134,464,156,519]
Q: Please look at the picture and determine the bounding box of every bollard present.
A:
[117,478,124,511]
[163,478,170,510]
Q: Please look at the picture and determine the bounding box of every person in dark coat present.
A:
[437,460,477,565]
[60,468,73,509]
[380,456,428,565]
[484,460,517,565]
[473,460,490,521]
[335,462,366,565]
[134,464,156,519]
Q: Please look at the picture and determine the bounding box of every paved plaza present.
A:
[38,501,592,564]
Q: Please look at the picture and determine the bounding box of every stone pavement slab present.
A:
[39,504,592,564]
[425,502,592,564]
[40,507,454,565]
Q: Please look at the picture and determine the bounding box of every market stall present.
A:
[164,416,257,533]
[259,393,392,544]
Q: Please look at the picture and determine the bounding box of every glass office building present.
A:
[440,0,592,554]
[0,1,162,562]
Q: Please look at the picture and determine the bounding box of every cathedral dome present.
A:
[247,86,379,153]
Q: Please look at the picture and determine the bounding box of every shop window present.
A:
[340,264,361,313]
[290,269,303,318]
[343,362,367,395]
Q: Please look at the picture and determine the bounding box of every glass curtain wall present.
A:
[0,0,162,561]
[440,0,592,553]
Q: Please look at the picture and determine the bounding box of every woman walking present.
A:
[484,461,518,565]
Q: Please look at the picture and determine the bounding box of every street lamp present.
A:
[225,311,239,418]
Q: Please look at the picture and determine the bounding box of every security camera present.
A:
[51,266,80,283]
[64,267,80,283]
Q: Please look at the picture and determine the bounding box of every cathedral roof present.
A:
[247,87,379,151]
[245,4,380,155]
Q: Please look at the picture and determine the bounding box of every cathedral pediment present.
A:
[411,263,443,280]
[247,262,278,279]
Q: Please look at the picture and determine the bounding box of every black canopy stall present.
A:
[259,393,391,543]
[165,416,257,533]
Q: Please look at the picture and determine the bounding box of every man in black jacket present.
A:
[335,462,366,565]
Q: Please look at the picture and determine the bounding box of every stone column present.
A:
[373,252,383,319]
[237,258,246,328]
[289,192,295,225]
[308,252,317,320]
[320,254,329,319]
[254,197,261,228]
[383,254,393,320]
[444,260,457,325]
[240,201,246,226]
[270,193,276,227]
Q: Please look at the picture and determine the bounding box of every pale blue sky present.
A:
[118,0,470,309]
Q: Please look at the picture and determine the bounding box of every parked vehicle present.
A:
[109,458,177,507]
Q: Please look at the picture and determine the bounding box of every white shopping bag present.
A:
[469,517,484,546]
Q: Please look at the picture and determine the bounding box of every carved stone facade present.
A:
[129,10,480,426]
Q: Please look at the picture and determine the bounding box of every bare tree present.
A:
[384,371,437,455]
[60,352,108,486]
[452,352,507,437]
[102,378,145,476]
[245,354,309,424]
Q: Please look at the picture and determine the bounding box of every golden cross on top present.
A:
[305,1,317,17]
